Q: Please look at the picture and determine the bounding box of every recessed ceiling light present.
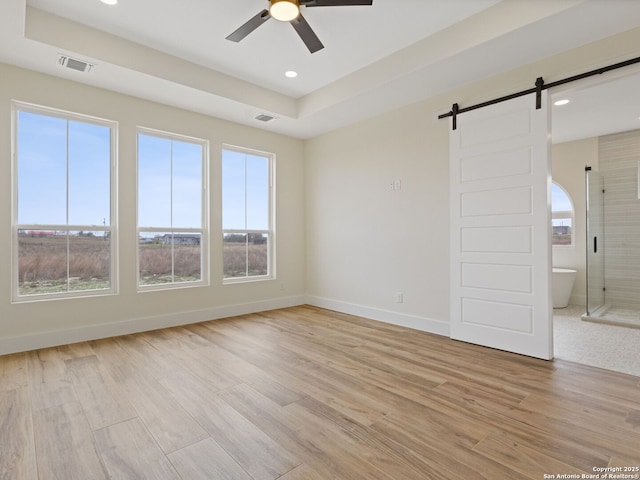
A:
[554,99,570,106]
[285,70,298,78]
[100,0,118,5]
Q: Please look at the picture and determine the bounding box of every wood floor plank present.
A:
[220,383,396,480]
[275,463,328,480]
[425,380,617,470]
[26,348,77,411]
[94,418,180,480]
[65,355,137,430]
[114,334,183,380]
[244,374,304,406]
[159,373,301,480]
[519,389,637,434]
[370,412,538,480]
[167,437,252,480]
[472,430,590,479]
[137,325,212,352]
[272,329,445,406]
[289,359,420,425]
[32,401,109,480]
[56,341,95,360]
[165,344,243,392]
[291,394,474,480]
[257,360,388,426]
[88,337,136,371]
[626,408,640,428]
[110,363,209,454]
[0,388,37,480]
[0,352,28,392]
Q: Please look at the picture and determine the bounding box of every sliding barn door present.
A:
[449,93,553,360]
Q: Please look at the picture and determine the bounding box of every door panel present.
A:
[450,92,552,360]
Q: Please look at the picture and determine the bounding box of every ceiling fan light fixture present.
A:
[270,0,300,22]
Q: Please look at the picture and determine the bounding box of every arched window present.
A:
[552,182,574,246]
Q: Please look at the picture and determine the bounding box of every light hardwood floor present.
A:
[1,305,639,479]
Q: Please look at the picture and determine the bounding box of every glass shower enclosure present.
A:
[585,166,604,316]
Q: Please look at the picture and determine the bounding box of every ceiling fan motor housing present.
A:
[270,0,301,22]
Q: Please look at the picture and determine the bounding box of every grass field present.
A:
[18,234,111,295]
[223,242,268,278]
[17,233,268,295]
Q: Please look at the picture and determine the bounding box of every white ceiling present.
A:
[1,0,640,140]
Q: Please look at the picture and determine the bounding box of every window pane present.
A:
[173,233,202,282]
[247,233,268,277]
[139,232,173,285]
[138,134,171,227]
[222,150,247,230]
[552,183,572,212]
[223,233,247,278]
[172,141,203,229]
[15,107,115,299]
[552,218,573,245]
[17,230,68,295]
[17,112,67,225]
[68,121,111,226]
[68,230,111,291]
[552,182,574,246]
[246,155,269,230]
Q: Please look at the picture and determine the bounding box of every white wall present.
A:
[551,137,599,306]
[305,27,640,335]
[0,63,306,354]
[304,105,451,334]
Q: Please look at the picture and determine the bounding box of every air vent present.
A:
[255,114,276,123]
[58,55,94,73]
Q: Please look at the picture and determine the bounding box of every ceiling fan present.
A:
[226,0,373,54]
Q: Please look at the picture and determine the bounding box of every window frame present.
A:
[11,101,118,302]
[222,144,275,284]
[136,127,209,291]
[551,181,575,248]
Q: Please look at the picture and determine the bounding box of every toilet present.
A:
[552,268,577,308]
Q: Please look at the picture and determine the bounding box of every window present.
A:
[12,103,116,300]
[137,129,208,288]
[222,146,273,281]
[552,182,574,246]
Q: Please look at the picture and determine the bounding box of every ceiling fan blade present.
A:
[301,0,373,6]
[290,13,324,53]
[226,9,271,42]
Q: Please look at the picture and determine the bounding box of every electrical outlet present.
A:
[396,292,404,303]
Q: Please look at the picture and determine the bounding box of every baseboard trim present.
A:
[0,295,306,355]
[305,295,450,337]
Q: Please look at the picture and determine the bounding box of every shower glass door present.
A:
[585,167,604,315]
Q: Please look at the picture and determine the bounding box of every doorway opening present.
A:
[551,67,640,375]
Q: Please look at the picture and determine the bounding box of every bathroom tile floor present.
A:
[554,304,640,376]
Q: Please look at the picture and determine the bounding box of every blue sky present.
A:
[552,183,573,212]
[17,110,269,232]
[18,111,110,226]
[138,133,203,229]
[222,149,269,231]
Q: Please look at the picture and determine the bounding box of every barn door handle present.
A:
[594,236,597,254]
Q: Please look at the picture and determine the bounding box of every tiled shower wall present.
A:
[599,128,640,309]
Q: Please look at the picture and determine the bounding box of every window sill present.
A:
[223,275,273,285]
